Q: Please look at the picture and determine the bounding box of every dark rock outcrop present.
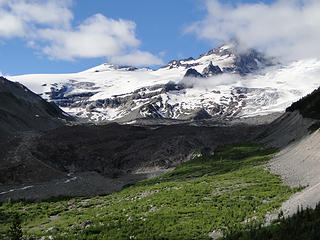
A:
[234,49,274,75]
[202,61,222,77]
[184,68,203,78]
[192,109,212,120]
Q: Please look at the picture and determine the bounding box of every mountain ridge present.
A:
[0,77,71,142]
[8,44,320,123]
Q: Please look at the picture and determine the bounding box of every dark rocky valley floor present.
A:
[0,119,266,201]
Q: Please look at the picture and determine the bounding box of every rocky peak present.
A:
[184,68,203,78]
[234,49,274,75]
[115,65,138,71]
[202,61,222,77]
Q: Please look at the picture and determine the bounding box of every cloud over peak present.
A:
[187,0,320,61]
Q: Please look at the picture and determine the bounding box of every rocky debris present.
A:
[208,230,223,239]
[40,236,54,240]
[46,227,59,233]
[0,171,152,202]
[80,221,92,229]
[0,132,66,186]
[140,103,163,118]
[0,111,281,201]
[0,122,263,189]
[241,216,259,224]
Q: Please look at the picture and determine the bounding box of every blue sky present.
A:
[1,0,318,75]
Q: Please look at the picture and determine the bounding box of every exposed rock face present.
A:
[184,68,203,78]
[42,81,263,122]
[202,61,222,77]
[234,49,273,75]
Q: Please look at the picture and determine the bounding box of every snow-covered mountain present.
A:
[9,43,320,122]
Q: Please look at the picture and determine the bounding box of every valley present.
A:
[0,143,298,239]
[1,43,320,239]
[1,0,320,239]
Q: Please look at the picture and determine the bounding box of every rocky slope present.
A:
[0,120,263,188]
[10,43,320,123]
[0,77,75,188]
[260,89,320,217]
[0,77,70,142]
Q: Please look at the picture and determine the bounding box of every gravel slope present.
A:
[269,128,320,216]
[262,111,315,148]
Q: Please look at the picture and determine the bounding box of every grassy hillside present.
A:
[0,144,298,240]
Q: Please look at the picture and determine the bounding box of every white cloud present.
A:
[0,11,24,38]
[180,73,240,89]
[9,0,73,28]
[159,51,166,58]
[38,14,141,60]
[0,0,72,38]
[109,50,164,66]
[187,0,320,61]
[0,0,162,66]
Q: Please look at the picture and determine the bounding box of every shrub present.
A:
[7,214,23,240]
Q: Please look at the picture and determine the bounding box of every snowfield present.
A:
[8,44,320,122]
